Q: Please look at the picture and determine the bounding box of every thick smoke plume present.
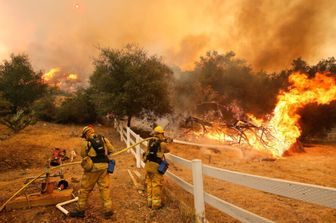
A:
[0,0,335,79]
[234,0,335,71]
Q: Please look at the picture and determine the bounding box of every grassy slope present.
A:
[0,123,187,223]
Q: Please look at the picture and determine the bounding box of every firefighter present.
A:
[143,126,170,209]
[69,125,115,219]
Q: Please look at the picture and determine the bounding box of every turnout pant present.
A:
[145,172,163,208]
[78,169,112,212]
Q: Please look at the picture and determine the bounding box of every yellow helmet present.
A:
[81,125,94,138]
[153,125,164,134]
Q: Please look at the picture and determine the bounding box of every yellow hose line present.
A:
[111,137,155,156]
[0,137,154,212]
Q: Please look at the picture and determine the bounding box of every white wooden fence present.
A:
[114,121,336,223]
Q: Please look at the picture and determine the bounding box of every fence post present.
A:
[118,124,123,142]
[192,159,205,223]
[126,127,131,148]
[119,126,122,141]
[113,119,117,129]
[126,126,131,153]
[135,134,141,168]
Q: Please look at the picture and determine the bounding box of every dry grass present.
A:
[0,122,84,170]
[0,123,186,223]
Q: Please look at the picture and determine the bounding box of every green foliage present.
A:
[290,57,309,73]
[195,51,252,93]
[176,51,286,121]
[33,94,57,122]
[0,54,47,132]
[0,92,11,116]
[0,54,47,113]
[55,90,97,124]
[90,45,172,126]
[172,69,201,113]
[0,110,37,132]
[308,57,336,76]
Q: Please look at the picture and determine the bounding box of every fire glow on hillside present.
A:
[196,72,336,157]
[42,68,80,92]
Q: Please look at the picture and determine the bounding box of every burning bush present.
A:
[172,52,336,157]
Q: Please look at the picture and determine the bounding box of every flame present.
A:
[67,73,78,81]
[265,72,336,156]
[191,72,336,157]
[42,68,60,81]
[247,114,264,127]
[42,68,81,92]
[191,123,238,144]
[199,131,234,142]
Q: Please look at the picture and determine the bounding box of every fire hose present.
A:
[0,137,155,212]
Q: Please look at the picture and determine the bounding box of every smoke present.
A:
[0,0,335,80]
[234,0,335,71]
[166,34,210,70]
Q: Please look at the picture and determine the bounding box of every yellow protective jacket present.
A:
[81,134,115,171]
[144,134,170,173]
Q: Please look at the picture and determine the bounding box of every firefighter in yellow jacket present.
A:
[70,125,115,219]
[143,126,170,209]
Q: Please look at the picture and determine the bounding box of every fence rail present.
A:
[113,120,336,223]
[165,153,192,169]
[204,192,274,223]
[202,164,336,209]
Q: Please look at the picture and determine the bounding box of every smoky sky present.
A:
[0,0,335,80]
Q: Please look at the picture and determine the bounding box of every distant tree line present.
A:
[0,46,335,140]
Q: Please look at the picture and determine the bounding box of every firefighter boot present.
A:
[147,199,152,208]
[104,211,114,219]
[152,203,164,210]
[69,210,85,218]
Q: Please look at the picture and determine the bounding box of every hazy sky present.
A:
[0,0,335,80]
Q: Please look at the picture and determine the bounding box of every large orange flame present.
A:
[265,72,336,156]
[192,72,336,157]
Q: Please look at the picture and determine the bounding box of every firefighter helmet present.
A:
[81,125,94,138]
[153,126,164,134]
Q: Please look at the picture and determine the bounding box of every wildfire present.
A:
[42,67,81,92]
[42,68,60,81]
[192,72,336,157]
[66,73,78,81]
[266,72,336,156]
[195,130,234,143]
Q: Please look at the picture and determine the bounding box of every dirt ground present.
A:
[0,123,335,223]
[0,123,188,223]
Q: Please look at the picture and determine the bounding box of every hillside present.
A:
[0,123,188,223]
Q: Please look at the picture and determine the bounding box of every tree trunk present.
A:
[127,115,132,127]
